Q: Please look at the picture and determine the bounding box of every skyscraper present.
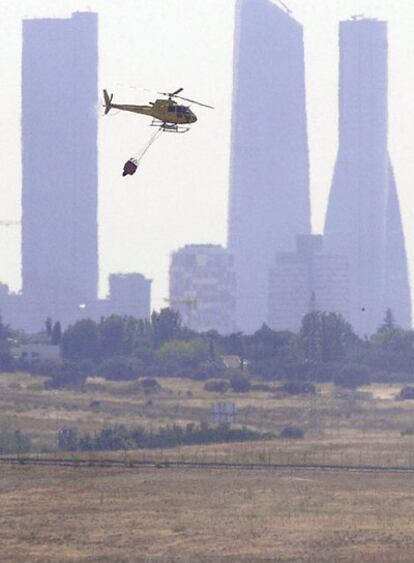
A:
[268,235,350,332]
[228,0,311,333]
[22,12,98,330]
[324,18,411,334]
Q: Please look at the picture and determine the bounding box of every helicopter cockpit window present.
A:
[168,106,175,112]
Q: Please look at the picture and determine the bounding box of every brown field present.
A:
[2,372,414,560]
[1,372,414,468]
[2,463,414,562]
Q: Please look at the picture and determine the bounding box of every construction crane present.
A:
[164,296,197,330]
[0,221,20,227]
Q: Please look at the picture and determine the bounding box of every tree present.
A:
[61,319,100,361]
[151,308,183,347]
[248,324,294,360]
[378,308,396,333]
[155,339,209,377]
[370,317,414,372]
[99,356,143,381]
[51,321,62,345]
[45,317,52,337]
[0,346,15,373]
[44,361,86,389]
[99,315,128,358]
[333,364,370,389]
[299,311,358,363]
[299,312,323,361]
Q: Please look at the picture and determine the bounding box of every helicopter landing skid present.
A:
[150,119,190,134]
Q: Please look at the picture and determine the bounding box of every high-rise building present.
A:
[228,0,311,333]
[80,273,152,322]
[22,12,98,331]
[268,235,350,332]
[169,245,236,334]
[108,273,152,319]
[324,18,411,334]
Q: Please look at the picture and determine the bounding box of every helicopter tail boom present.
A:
[103,89,113,114]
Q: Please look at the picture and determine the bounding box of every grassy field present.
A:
[2,463,414,562]
[3,372,414,560]
[1,372,414,467]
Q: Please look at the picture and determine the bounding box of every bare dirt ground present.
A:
[1,464,414,562]
[2,373,414,561]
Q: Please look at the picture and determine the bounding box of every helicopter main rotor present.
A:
[157,88,214,109]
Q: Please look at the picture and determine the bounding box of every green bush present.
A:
[279,426,304,439]
[279,381,315,395]
[99,357,143,381]
[0,427,31,454]
[333,364,371,389]
[398,386,414,400]
[57,423,274,451]
[229,373,251,393]
[204,379,229,393]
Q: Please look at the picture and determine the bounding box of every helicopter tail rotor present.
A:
[103,89,114,114]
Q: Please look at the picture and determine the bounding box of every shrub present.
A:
[139,378,161,394]
[44,362,86,390]
[0,428,31,454]
[30,359,62,377]
[399,386,414,400]
[334,364,371,389]
[204,379,229,393]
[250,383,279,392]
[78,359,97,377]
[279,426,304,439]
[57,423,274,451]
[99,357,143,381]
[279,381,315,395]
[249,358,287,380]
[229,373,251,393]
[0,350,16,373]
[309,362,339,383]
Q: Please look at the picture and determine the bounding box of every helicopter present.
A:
[103,87,214,133]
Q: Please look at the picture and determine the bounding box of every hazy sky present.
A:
[1,0,414,315]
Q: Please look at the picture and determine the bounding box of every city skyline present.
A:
[1,2,412,330]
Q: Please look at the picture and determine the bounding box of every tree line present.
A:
[1,307,414,389]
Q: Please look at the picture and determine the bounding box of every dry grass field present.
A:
[3,372,414,560]
[1,372,414,468]
[2,463,414,562]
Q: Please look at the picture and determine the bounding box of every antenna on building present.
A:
[275,0,293,15]
[351,14,365,20]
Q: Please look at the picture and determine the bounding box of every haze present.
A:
[0,0,413,314]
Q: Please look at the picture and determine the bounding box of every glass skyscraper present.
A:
[228,0,311,332]
[324,18,411,334]
[22,12,98,329]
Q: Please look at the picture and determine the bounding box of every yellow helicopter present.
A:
[103,87,214,133]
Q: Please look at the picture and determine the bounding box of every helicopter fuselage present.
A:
[110,99,197,125]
